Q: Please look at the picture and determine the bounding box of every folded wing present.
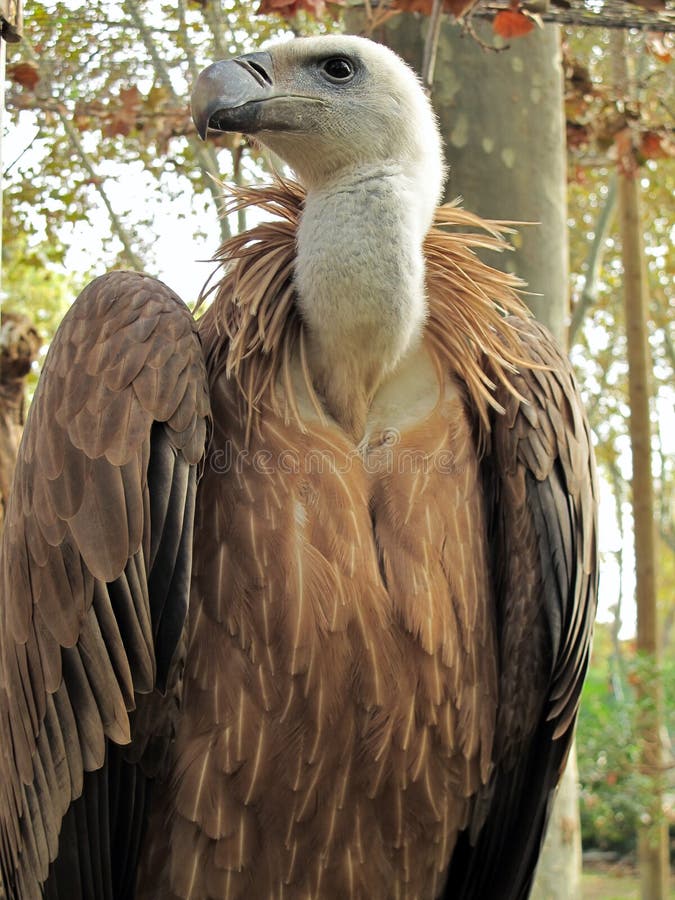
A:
[445,318,598,899]
[0,272,210,899]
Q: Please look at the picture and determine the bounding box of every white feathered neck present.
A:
[294,161,437,437]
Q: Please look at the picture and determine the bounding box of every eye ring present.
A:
[320,57,355,84]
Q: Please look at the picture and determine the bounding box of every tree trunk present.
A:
[348,12,582,896]
[611,30,669,899]
[371,14,569,339]
[530,746,582,899]
[618,139,669,900]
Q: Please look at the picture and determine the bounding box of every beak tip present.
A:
[190,99,208,141]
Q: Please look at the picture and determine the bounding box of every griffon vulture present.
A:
[0,34,597,900]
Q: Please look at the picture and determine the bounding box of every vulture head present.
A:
[192,36,446,436]
[191,35,445,215]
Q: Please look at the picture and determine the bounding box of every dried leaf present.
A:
[389,0,433,11]
[646,32,673,63]
[102,86,143,138]
[7,61,40,90]
[569,165,588,186]
[493,7,535,38]
[390,0,476,14]
[257,0,343,16]
[630,0,665,9]
[119,86,142,112]
[640,130,675,161]
[566,123,590,150]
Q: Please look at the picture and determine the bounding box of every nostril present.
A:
[235,56,273,88]
[248,61,272,86]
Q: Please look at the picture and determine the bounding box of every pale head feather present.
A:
[250,35,446,228]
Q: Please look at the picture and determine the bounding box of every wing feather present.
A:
[52,685,84,801]
[0,271,210,899]
[445,318,598,900]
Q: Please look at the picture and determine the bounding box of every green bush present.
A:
[576,625,675,856]
[577,657,642,853]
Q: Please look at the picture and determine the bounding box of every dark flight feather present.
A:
[0,272,210,899]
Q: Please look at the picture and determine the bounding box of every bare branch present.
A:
[202,0,229,61]
[2,126,41,178]
[569,175,617,344]
[177,0,204,83]
[61,114,146,268]
[421,0,445,95]
[124,0,231,242]
[20,39,144,270]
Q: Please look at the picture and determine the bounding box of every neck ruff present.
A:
[198,178,534,447]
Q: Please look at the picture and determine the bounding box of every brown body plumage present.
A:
[137,182,522,899]
[0,35,597,900]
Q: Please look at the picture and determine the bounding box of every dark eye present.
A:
[321,57,355,83]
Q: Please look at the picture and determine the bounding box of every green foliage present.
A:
[1,207,82,391]
[578,642,642,852]
[577,625,675,855]
[1,234,76,340]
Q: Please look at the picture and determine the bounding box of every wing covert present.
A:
[0,271,210,899]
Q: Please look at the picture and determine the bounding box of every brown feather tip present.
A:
[198,177,541,446]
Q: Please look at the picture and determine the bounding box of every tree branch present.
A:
[21,39,144,270]
[124,0,231,242]
[614,27,669,898]
[421,0,445,95]
[202,0,229,61]
[62,114,145,268]
[3,126,42,178]
[177,0,204,83]
[569,175,617,344]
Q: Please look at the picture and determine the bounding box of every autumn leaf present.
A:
[640,130,675,161]
[566,122,591,150]
[119,86,142,111]
[390,0,477,15]
[102,85,143,138]
[493,6,535,38]
[388,0,430,11]
[646,32,673,63]
[627,668,640,687]
[569,165,587,185]
[7,60,40,90]
[257,0,343,16]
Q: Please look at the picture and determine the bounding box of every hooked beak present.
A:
[191,52,275,140]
